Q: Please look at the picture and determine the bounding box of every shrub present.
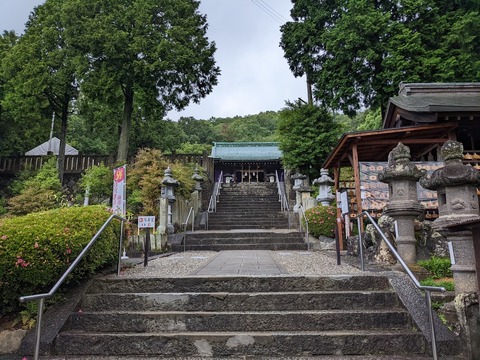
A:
[127,148,196,216]
[78,163,113,204]
[0,205,120,314]
[7,158,63,215]
[304,205,337,238]
[418,256,452,279]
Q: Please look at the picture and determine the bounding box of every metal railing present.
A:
[207,171,223,213]
[298,205,310,250]
[19,213,127,360]
[356,211,445,360]
[182,207,194,252]
[276,171,291,229]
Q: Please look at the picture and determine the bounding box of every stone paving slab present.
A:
[191,250,287,275]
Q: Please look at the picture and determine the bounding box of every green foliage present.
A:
[78,164,113,204]
[420,278,455,292]
[176,142,212,155]
[281,0,480,116]
[418,256,453,279]
[7,158,63,215]
[304,205,337,238]
[0,205,119,314]
[62,0,220,162]
[127,148,196,216]
[277,101,342,178]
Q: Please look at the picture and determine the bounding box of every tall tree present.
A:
[277,101,342,178]
[281,0,480,116]
[63,0,220,163]
[2,1,79,182]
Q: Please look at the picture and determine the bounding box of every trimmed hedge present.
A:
[0,205,121,314]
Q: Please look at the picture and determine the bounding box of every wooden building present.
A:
[323,82,480,244]
[209,142,284,183]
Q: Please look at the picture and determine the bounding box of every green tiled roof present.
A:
[210,142,282,161]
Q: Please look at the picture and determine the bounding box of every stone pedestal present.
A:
[378,142,425,266]
[420,140,480,295]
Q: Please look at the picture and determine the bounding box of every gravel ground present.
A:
[123,251,362,277]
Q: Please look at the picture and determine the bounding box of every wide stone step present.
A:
[64,310,413,333]
[207,219,288,227]
[54,330,427,356]
[80,291,401,312]
[171,242,309,251]
[184,236,304,245]
[183,231,301,239]
[207,224,288,230]
[86,276,393,294]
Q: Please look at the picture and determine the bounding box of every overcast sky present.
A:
[0,0,306,120]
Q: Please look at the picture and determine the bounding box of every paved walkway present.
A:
[191,250,287,275]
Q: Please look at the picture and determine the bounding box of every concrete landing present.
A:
[191,250,287,275]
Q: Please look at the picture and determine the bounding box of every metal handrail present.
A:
[207,171,223,213]
[356,211,445,360]
[19,213,127,360]
[182,207,194,252]
[298,205,310,251]
[276,171,291,229]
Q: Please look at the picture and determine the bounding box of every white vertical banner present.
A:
[112,165,126,217]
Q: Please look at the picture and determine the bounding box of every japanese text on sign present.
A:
[138,216,155,228]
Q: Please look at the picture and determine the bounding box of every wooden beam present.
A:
[352,144,364,231]
[333,165,343,251]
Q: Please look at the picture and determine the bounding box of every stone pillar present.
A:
[378,142,425,266]
[420,140,480,295]
[161,167,179,235]
[313,168,335,206]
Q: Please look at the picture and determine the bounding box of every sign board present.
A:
[112,165,126,217]
[340,190,349,215]
[138,216,156,229]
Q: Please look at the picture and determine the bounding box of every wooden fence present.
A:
[0,153,211,176]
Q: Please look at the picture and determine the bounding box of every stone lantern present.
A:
[161,167,179,234]
[192,166,204,191]
[291,172,307,190]
[420,140,480,294]
[313,168,335,206]
[378,142,425,266]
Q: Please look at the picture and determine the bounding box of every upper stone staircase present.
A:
[171,182,307,251]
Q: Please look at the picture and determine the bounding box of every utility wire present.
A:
[250,0,287,24]
[257,0,289,22]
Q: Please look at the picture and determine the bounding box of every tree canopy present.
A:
[280,0,480,116]
[61,0,220,162]
[277,101,343,178]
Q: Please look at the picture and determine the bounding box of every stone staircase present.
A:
[50,275,454,358]
[208,182,289,230]
[171,182,307,251]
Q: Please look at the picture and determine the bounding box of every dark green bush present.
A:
[0,205,120,314]
[304,205,337,238]
[418,256,452,279]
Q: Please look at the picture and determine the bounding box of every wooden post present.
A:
[352,144,364,231]
[333,166,344,251]
[144,228,150,267]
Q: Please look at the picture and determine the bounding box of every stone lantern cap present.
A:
[378,142,425,183]
[420,140,480,190]
[291,172,307,181]
[191,167,204,182]
[313,168,334,187]
[162,167,179,187]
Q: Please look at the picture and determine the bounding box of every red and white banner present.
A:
[112,165,126,217]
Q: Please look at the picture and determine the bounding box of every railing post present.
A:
[425,290,439,360]
[33,298,45,360]
[117,220,125,276]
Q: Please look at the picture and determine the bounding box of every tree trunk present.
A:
[307,77,313,106]
[117,83,134,163]
[57,100,69,185]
